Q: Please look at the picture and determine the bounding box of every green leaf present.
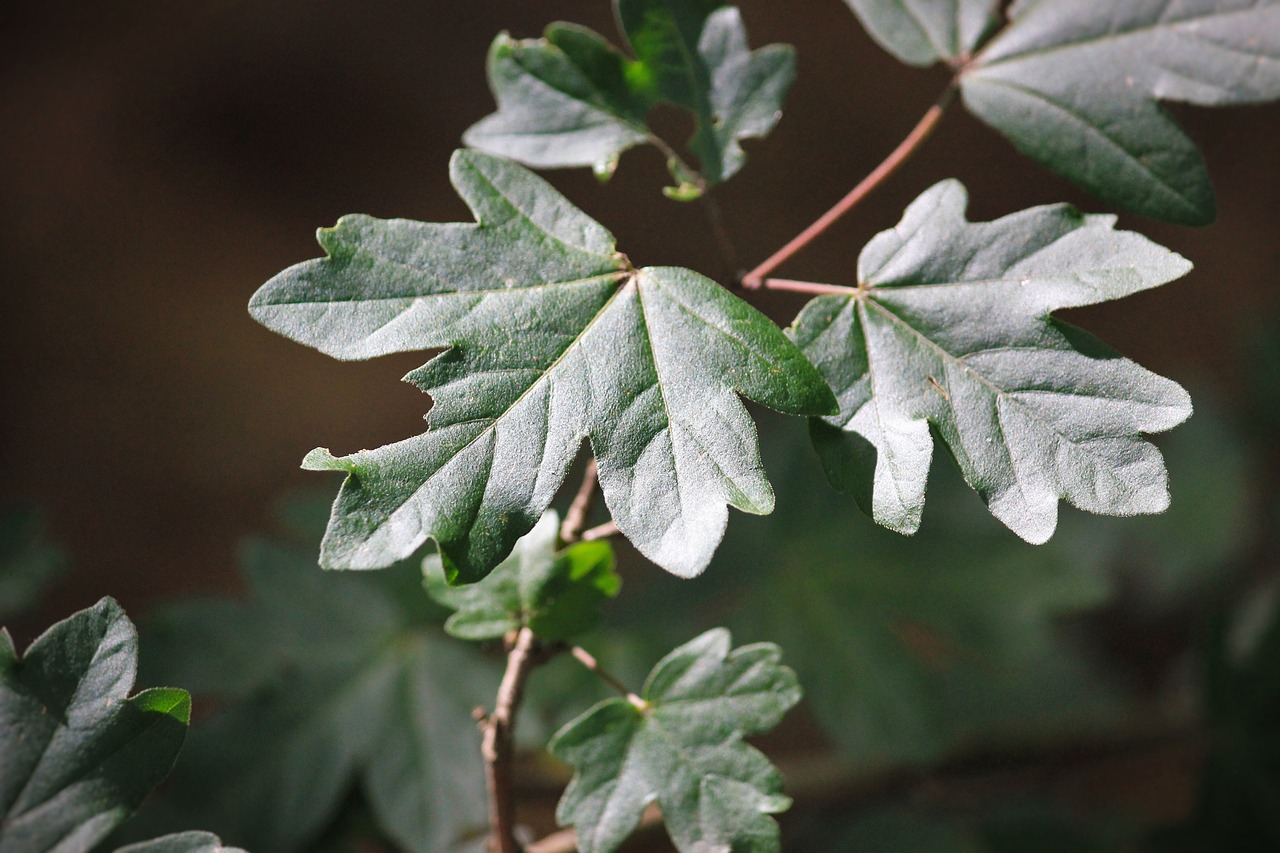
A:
[0,598,190,853]
[250,149,835,581]
[959,0,1280,224]
[790,180,1191,545]
[139,534,494,853]
[115,832,246,853]
[463,2,795,187]
[426,510,620,643]
[549,628,799,853]
[842,0,1000,66]
[0,506,66,622]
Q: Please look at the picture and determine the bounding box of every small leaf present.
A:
[464,3,794,187]
[843,0,1000,67]
[790,180,1191,544]
[959,0,1280,223]
[140,535,493,853]
[0,598,190,853]
[250,150,835,581]
[426,510,620,643]
[550,628,799,853]
[115,831,247,853]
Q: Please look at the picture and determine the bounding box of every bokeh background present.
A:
[4,2,1280,851]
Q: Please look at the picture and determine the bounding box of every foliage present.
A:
[463,0,794,193]
[0,598,190,853]
[848,0,1280,223]
[549,629,799,853]
[137,514,494,853]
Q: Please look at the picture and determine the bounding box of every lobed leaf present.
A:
[139,533,492,853]
[790,180,1192,544]
[115,832,246,853]
[550,628,799,853]
[426,510,619,643]
[842,0,1000,67]
[464,1,794,190]
[0,598,190,853]
[251,149,835,581]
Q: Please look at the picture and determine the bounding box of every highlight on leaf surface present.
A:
[115,831,247,853]
[426,510,619,643]
[549,628,800,853]
[0,598,190,853]
[846,0,1280,224]
[789,179,1193,544]
[463,0,795,192]
[249,149,835,582]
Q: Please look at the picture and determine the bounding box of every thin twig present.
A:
[581,520,620,542]
[741,84,957,289]
[483,627,540,853]
[755,278,859,296]
[570,645,646,708]
[560,460,599,545]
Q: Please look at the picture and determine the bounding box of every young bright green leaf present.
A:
[463,2,795,188]
[549,628,799,853]
[0,506,66,622]
[115,832,246,853]
[960,0,1280,224]
[790,180,1192,545]
[426,510,619,643]
[0,598,190,853]
[842,0,999,66]
[139,535,493,853]
[250,149,835,581]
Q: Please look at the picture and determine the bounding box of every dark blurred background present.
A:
[2,0,1278,619]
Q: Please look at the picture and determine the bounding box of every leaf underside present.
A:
[250,149,834,581]
[790,179,1192,544]
[842,0,1000,67]
[550,628,800,853]
[464,0,795,188]
[0,598,190,853]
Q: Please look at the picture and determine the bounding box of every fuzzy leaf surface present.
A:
[250,150,834,581]
[139,523,493,853]
[464,2,794,188]
[426,510,619,642]
[115,832,246,853]
[550,628,799,853]
[790,180,1192,544]
[959,0,1280,223]
[0,598,190,853]
[842,0,999,66]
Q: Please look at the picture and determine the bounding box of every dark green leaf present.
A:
[550,628,799,853]
[426,510,619,643]
[250,149,835,580]
[115,831,246,853]
[140,536,493,853]
[960,0,1280,223]
[0,598,190,853]
[0,506,66,622]
[843,0,1000,66]
[790,180,1191,544]
[464,2,794,188]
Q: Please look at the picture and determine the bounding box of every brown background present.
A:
[3,0,1279,629]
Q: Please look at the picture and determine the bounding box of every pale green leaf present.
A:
[426,510,619,643]
[790,180,1192,545]
[843,0,1000,66]
[961,0,1280,223]
[550,628,799,853]
[0,598,190,853]
[464,2,794,188]
[250,149,835,581]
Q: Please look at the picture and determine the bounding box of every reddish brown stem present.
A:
[581,520,620,542]
[560,459,599,544]
[741,85,956,289]
[570,645,645,707]
[484,627,539,853]
[755,278,858,296]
